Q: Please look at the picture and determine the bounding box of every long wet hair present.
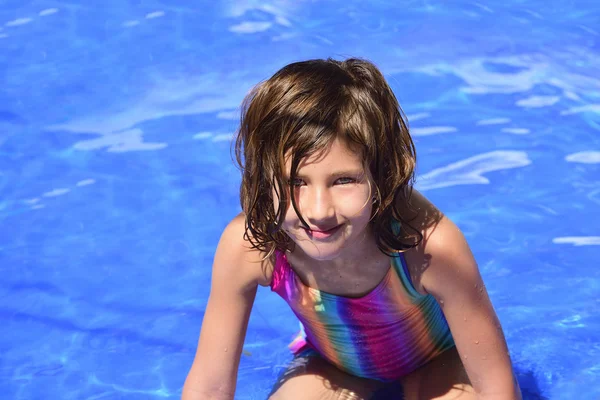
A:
[234,58,422,259]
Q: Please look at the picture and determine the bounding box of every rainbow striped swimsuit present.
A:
[270,250,455,382]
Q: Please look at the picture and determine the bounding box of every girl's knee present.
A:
[268,376,368,399]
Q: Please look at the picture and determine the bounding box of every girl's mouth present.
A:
[304,224,342,240]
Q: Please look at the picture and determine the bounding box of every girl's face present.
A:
[275,138,374,261]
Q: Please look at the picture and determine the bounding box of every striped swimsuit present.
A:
[270,250,455,382]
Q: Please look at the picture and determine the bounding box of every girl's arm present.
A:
[415,195,522,399]
[182,214,267,400]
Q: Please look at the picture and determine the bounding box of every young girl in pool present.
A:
[182,58,522,399]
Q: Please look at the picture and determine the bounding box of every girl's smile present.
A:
[302,223,343,240]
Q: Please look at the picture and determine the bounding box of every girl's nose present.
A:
[303,188,335,222]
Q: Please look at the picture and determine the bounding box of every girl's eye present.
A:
[287,178,305,187]
[336,177,356,185]
[286,177,357,186]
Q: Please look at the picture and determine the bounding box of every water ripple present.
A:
[502,128,530,135]
[230,21,272,33]
[552,237,600,246]
[417,150,531,190]
[411,126,457,136]
[46,73,253,152]
[39,9,59,17]
[476,117,511,125]
[5,18,33,27]
[72,129,167,153]
[561,104,600,115]
[1,308,193,352]
[516,95,560,108]
[565,151,600,164]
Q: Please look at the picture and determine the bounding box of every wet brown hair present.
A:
[234,58,422,258]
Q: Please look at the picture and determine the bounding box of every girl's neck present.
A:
[284,231,392,297]
[287,228,387,277]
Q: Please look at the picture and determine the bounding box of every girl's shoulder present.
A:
[217,213,275,288]
[398,190,467,294]
[405,190,469,258]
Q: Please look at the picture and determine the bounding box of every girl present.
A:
[182,58,522,399]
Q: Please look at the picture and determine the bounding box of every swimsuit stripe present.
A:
[310,291,357,372]
[335,290,379,377]
[394,253,456,357]
[275,253,345,367]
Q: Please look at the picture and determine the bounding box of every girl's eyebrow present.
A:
[330,169,365,177]
[284,169,365,179]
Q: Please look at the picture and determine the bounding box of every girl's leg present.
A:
[400,346,475,400]
[268,349,396,400]
[268,346,475,400]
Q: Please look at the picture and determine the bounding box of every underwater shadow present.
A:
[516,367,549,400]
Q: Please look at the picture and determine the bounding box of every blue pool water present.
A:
[1,1,599,399]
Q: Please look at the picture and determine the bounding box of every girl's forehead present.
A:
[284,138,363,169]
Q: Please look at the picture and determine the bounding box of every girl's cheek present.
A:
[343,201,371,216]
[337,188,371,211]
